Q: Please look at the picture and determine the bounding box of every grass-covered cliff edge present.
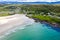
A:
[0,4,60,27]
[21,4,60,27]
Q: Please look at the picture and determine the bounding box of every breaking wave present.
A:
[0,17,35,40]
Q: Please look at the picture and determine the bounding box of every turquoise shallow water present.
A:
[2,22,60,40]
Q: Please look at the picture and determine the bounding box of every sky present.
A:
[0,0,60,2]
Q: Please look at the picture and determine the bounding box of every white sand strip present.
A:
[0,14,34,36]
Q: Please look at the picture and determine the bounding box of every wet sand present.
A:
[0,14,34,36]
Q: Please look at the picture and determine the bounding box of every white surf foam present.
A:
[0,17,35,40]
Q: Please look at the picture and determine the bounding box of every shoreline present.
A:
[0,14,35,37]
[26,15,60,28]
[31,18,60,28]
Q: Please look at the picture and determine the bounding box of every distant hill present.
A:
[0,1,60,4]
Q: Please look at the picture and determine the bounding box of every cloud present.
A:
[0,0,60,2]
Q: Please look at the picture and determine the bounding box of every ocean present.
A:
[1,22,60,40]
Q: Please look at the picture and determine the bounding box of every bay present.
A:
[2,22,60,40]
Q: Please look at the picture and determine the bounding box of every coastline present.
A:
[26,15,60,28]
[31,18,60,28]
[0,14,34,37]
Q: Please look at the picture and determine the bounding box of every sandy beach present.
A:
[0,14,34,36]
